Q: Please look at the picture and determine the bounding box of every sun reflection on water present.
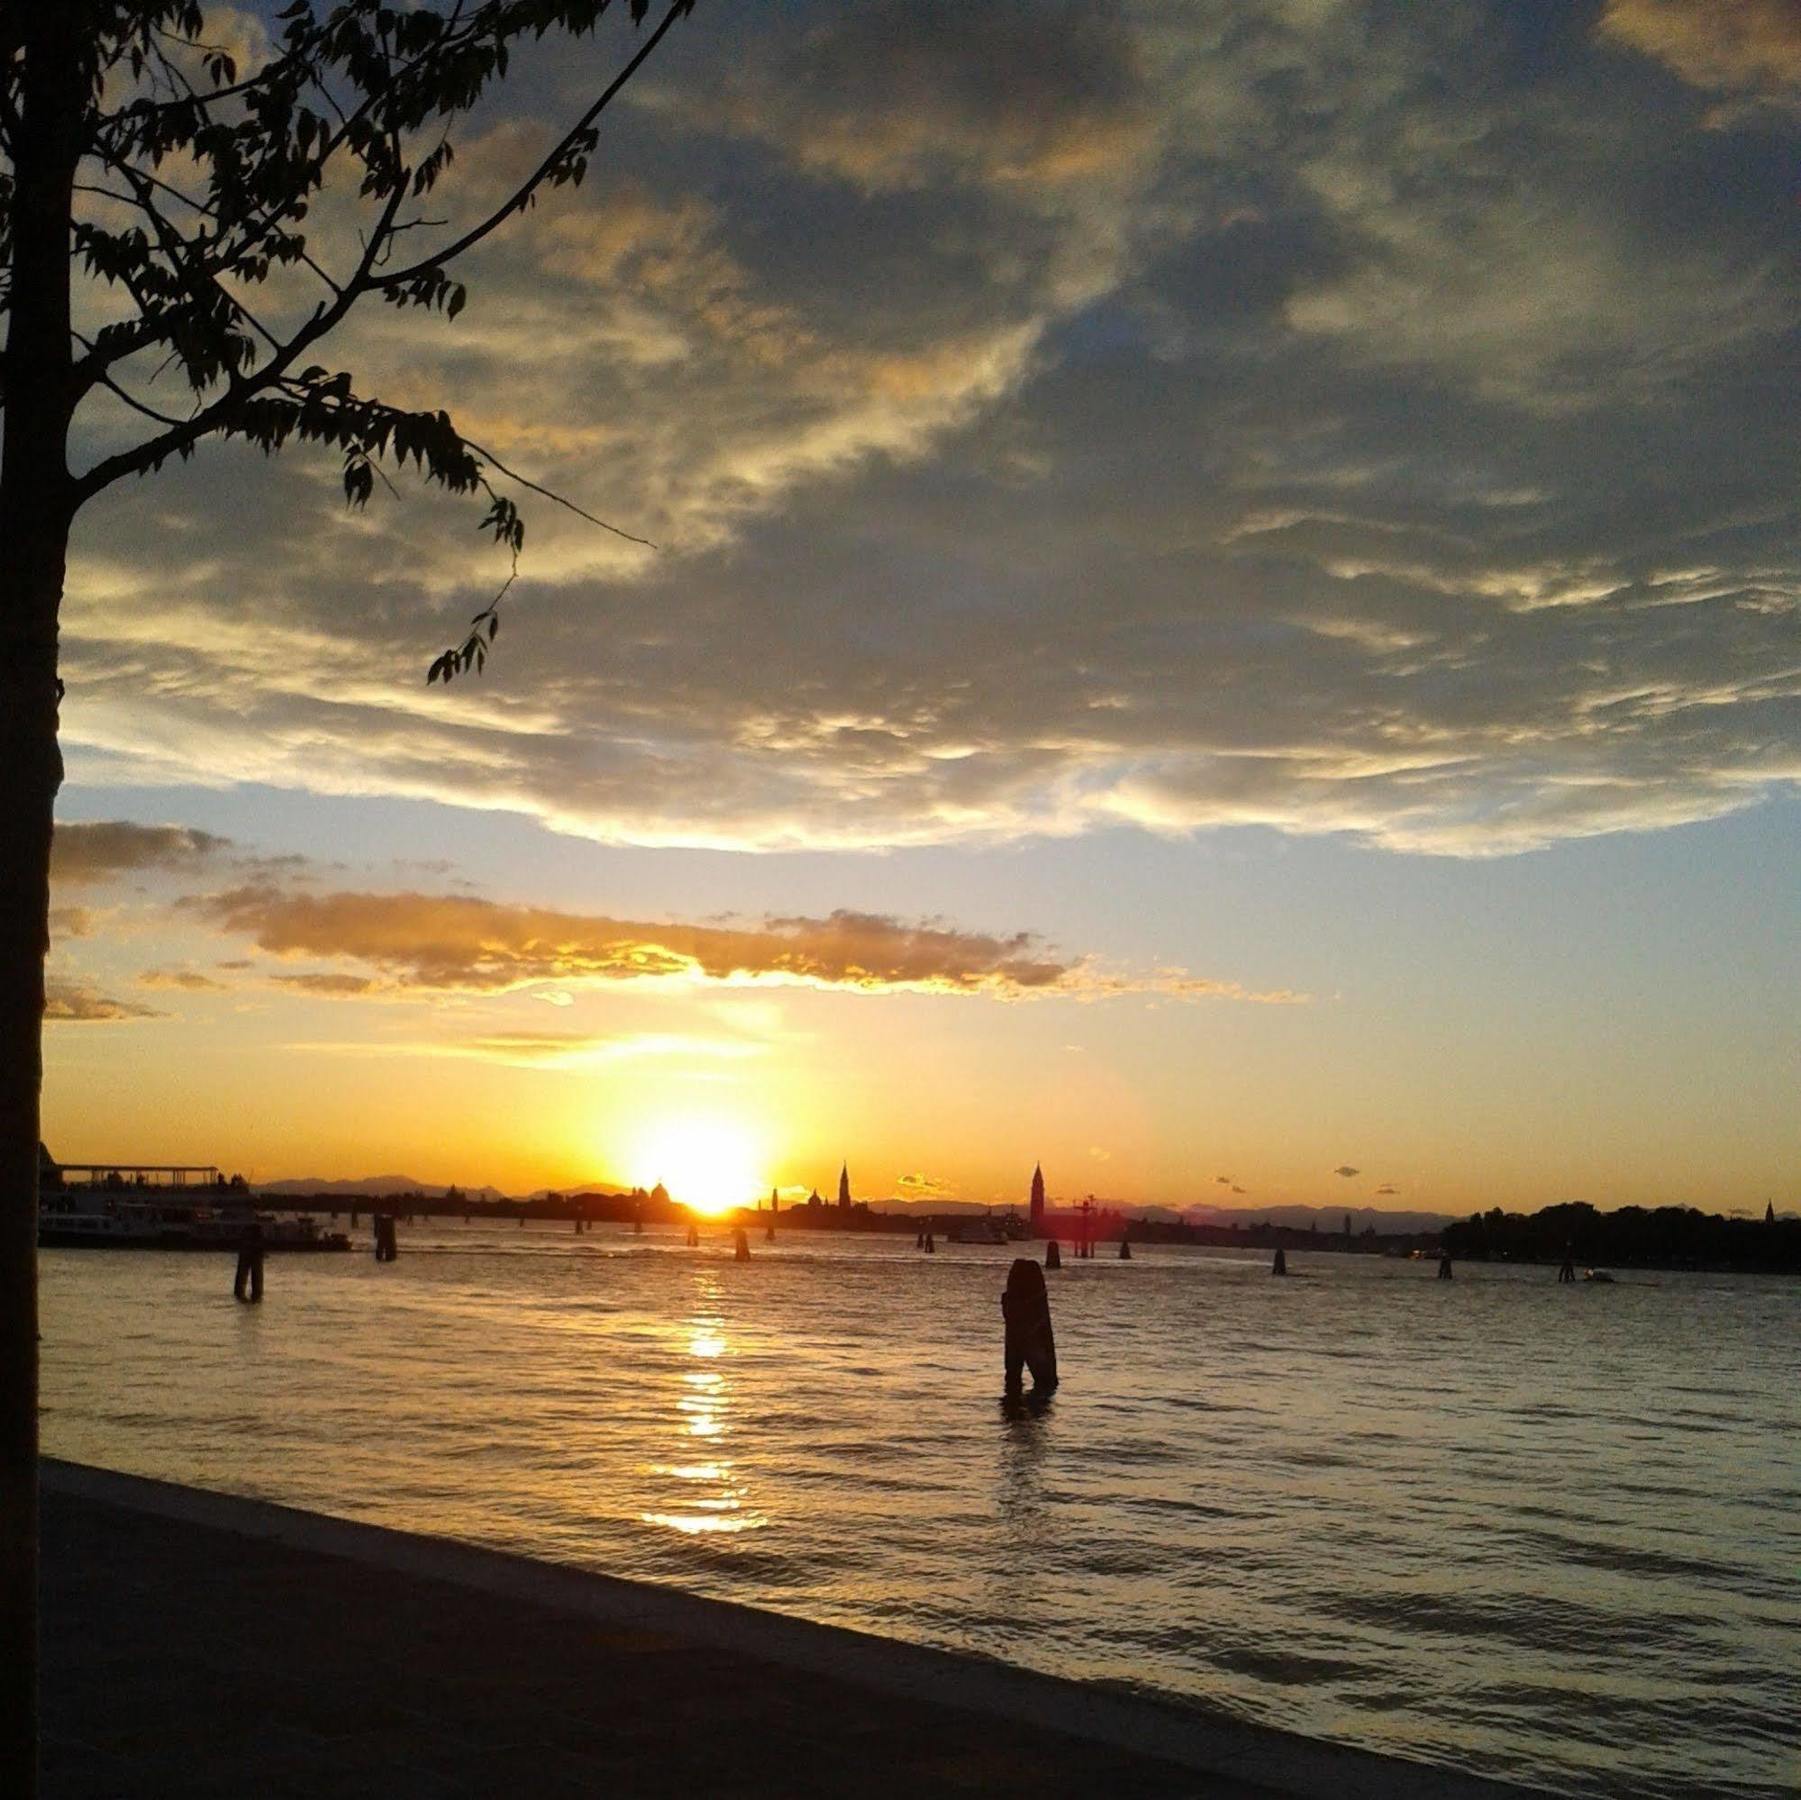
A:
[642,1276,766,1538]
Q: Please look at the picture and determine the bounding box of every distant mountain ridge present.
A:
[260,1174,509,1202]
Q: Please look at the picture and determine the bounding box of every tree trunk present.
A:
[0,522,66,1800]
[0,12,84,1798]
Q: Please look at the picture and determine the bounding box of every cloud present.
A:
[270,972,386,997]
[686,1,1153,197]
[50,907,97,941]
[1333,1165,1360,1179]
[293,1031,764,1070]
[1376,1182,1399,1195]
[44,979,161,1023]
[187,882,1289,1001]
[896,1171,955,1198]
[50,3,1801,861]
[51,821,231,885]
[1598,0,1801,98]
[1215,1174,1232,1184]
[137,969,227,992]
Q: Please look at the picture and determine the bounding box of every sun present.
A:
[627,1114,765,1218]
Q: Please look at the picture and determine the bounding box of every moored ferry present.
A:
[37,1147,350,1252]
[947,1210,1031,1245]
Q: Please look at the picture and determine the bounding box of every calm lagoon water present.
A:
[40,1225,1801,1797]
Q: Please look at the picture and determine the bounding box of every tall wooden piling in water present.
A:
[1002,1259,1058,1395]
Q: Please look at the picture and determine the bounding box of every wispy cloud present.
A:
[137,968,227,992]
[50,906,98,942]
[896,1171,957,1198]
[291,1030,766,1070]
[270,972,387,997]
[45,978,161,1023]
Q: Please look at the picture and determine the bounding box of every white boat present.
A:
[948,1216,1010,1245]
[39,1167,351,1254]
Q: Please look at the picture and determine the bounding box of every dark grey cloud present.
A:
[1334,1165,1360,1178]
[51,822,232,884]
[56,2,1801,857]
[684,1,1152,195]
[1599,0,1801,102]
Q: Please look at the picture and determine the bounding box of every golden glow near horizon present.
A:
[624,1113,766,1216]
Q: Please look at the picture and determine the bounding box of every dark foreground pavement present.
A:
[41,1462,1537,1800]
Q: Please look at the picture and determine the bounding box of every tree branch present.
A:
[74,156,415,500]
[461,434,656,548]
[373,0,690,292]
[91,368,193,429]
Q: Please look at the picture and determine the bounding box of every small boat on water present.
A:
[39,1192,349,1251]
[949,1217,1010,1245]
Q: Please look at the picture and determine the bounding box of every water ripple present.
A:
[39,1228,1801,1800]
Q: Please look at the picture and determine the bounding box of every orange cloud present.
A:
[293,1031,768,1070]
[270,972,387,997]
[896,1171,957,1198]
[193,886,1072,994]
[187,884,1297,1003]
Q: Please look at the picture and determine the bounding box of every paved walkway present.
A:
[40,1462,1535,1799]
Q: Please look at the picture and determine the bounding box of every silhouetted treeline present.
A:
[1442,1202,1798,1273]
[283,1189,685,1226]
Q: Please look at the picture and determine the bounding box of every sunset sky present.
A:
[43,0,1800,1215]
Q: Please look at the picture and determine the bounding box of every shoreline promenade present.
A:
[42,1460,1542,1799]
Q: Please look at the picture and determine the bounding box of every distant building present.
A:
[1768,1200,1778,1225]
[838,1161,852,1209]
[770,1187,780,1215]
[1029,1162,1045,1232]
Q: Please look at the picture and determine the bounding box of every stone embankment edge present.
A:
[42,1458,1542,1800]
